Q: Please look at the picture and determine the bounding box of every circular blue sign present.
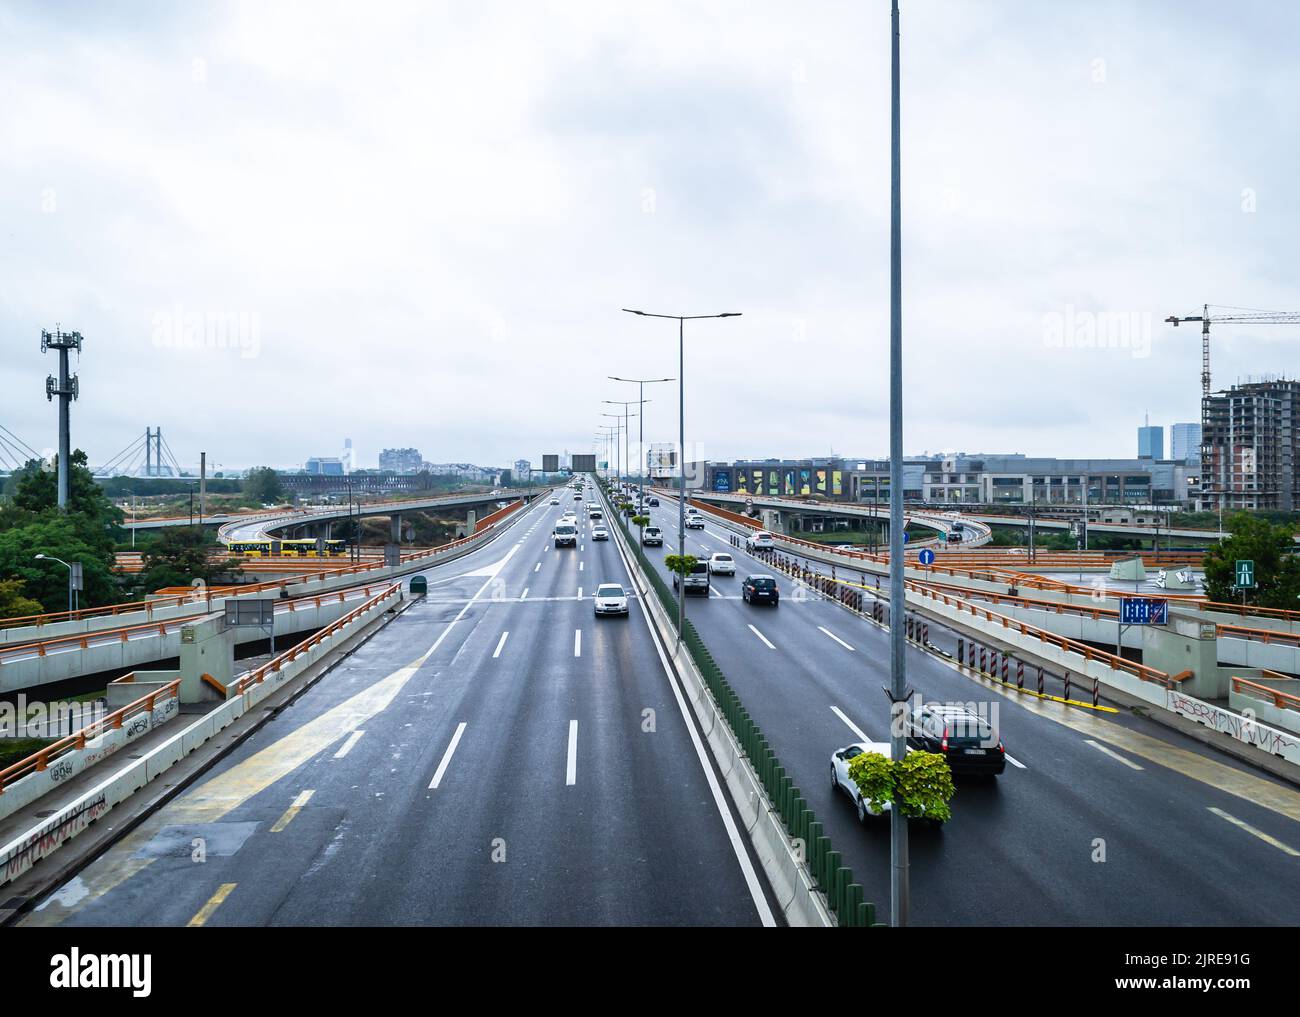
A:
[918,549,935,566]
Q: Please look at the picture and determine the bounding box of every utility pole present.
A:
[887,0,909,929]
[42,326,83,510]
[200,452,207,526]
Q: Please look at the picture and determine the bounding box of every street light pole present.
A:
[622,309,741,645]
[34,553,73,614]
[609,377,674,491]
[887,0,909,929]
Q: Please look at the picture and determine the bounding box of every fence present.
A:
[612,488,879,927]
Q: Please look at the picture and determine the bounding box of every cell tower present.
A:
[42,326,83,510]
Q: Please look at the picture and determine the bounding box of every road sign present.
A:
[224,599,274,626]
[69,561,83,592]
[1235,559,1256,589]
[918,549,935,566]
[1120,597,1168,625]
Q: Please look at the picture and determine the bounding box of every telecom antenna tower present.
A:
[42,325,83,510]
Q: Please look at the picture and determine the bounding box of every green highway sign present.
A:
[1235,559,1256,589]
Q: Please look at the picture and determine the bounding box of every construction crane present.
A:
[1164,304,1300,397]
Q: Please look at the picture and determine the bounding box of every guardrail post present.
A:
[1016,660,1024,690]
[979,647,987,673]
[844,883,865,927]
[1037,667,1045,695]
[957,638,964,665]
[921,623,928,644]
[1001,656,1009,682]
[1092,677,1099,707]
[1063,672,1071,701]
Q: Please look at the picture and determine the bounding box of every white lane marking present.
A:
[520,588,529,601]
[493,631,509,658]
[610,521,776,928]
[1004,752,1027,769]
[534,562,541,572]
[1208,807,1300,856]
[817,626,855,651]
[566,719,578,785]
[579,561,584,571]
[580,544,585,551]
[577,587,583,598]
[429,722,468,789]
[1084,739,1142,770]
[574,628,582,657]
[334,730,364,759]
[747,623,775,649]
[831,705,872,743]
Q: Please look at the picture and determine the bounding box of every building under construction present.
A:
[1200,378,1299,511]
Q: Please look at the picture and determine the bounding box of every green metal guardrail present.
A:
[605,481,880,927]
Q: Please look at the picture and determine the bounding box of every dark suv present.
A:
[742,575,779,606]
[905,704,1005,776]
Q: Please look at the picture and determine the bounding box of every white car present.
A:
[685,512,704,530]
[830,742,895,822]
[593,583,629,616]
[830,741,940,826]
[708,552,735,576]
[550,498,560,505]
[745,530,775,552]
[592,526,609,541]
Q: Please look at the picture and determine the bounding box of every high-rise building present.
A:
[1201,379,1300,511]
[1137,424,1164,460]
[514,458,531,481]
[342,437,353,474]
[1170,422,1201,464]
[379,448,423,473]
[306,456,344,476]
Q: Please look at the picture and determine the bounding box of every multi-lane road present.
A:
[643,492,1300,926]
[24,489,775,927]
[21,480,1300,927]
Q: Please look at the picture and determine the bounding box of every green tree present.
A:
[0,578,44,620]
[0,517,121,613]
[1203,513,1300,608]
[138,527,240,591]
[847,749,955,824]
[243,467,284,504]
[664,553,698,579]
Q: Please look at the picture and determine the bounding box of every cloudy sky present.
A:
[1,0,1297,473]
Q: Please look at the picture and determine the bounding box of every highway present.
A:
[23,489,776,927]
[642,492,1300,926]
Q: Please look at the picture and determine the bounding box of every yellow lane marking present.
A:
[269,789,315,833]
[1084,739,1144,770]
[1208,808,1300,856]
[187,882,237,927]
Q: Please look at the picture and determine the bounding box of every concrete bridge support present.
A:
[1142,611,1220,698]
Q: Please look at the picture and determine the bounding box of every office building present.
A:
[1170,423,1201,464]
[1137,425,1164,460]
[379,447,423,473]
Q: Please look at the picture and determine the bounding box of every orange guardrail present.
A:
[1230,674,1300,712]
[0,679,181,793]
[230,583,400,696]
[474,499,524,532]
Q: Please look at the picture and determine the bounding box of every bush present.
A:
[847,748,955,822]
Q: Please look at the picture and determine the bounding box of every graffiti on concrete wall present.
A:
[1,792,109,885]
[1168,690,1300,758]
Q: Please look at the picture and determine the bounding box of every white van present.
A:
[553,523,578,548]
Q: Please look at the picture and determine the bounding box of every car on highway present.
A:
[574,492,582,500]
[550,498,559,505]
[905,704,1006,776]
[707,552,735,576]
[685,512,705,529]
[648,497,659,507]
[592,525,609,541]
[672,559,711,595]
[745,531,776,553]
[741,574,779,606]
[553,522,578,548]
[830,741,943,825]
[642,526,663,547]
[593,583,629,616]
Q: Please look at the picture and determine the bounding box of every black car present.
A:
[905,704,1006,776]
[648,497,659,507]
[741,574,779,606]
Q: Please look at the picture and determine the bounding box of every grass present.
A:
[0,737,57,769]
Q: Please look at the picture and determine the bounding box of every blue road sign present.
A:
[1120,597,1168,625]
[918,549,935,566]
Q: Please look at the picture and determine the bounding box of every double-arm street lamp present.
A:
[599,411,637,487]
[621,309,741,645]
[609,377,674,488]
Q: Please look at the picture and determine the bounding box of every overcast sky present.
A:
[2,0,1297,473]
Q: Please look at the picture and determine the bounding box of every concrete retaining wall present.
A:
[0,585,402,888]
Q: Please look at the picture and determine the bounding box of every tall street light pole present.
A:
[600,413,625,483]
[603,400,646,494]
[596,427,617,481]
[622,309,741,646]
[887,0,909,929]
[609,376,674,489]
[34,553,73,614]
